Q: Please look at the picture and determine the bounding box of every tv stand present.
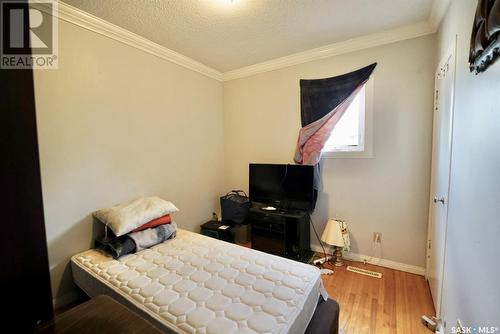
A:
[249,204,311,261]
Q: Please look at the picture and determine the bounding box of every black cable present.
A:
[277,164,289,210]
[309,215,329,267]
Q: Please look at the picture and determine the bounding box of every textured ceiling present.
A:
[62,0,435,72]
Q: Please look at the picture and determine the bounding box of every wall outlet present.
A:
[373,232,381,243]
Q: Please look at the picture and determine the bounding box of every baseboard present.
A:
[310,245,426,276]
[52,289,83,310]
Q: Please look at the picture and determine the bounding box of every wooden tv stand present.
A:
[249,204,311,261]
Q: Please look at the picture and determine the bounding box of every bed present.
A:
[71,229,329,334]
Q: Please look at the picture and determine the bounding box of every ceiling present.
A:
[62,0,436,73]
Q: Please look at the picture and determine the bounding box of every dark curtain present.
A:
[295,63,377,197]
[300,63,377,126]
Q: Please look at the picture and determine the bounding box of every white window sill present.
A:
[321,149,373,159]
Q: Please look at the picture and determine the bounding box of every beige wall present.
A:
[436,0,500,328]
[34,20,224,306]
[34,16,439,307]
[223,35,436,268]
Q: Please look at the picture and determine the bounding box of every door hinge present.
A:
[433,196,446,204]
[434,90,439,111]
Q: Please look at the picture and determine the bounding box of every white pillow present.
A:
[93,196,179,236]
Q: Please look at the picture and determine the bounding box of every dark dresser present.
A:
[249,205,311,261]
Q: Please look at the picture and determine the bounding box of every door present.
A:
[426,38,457,317]
[0,0,54,329]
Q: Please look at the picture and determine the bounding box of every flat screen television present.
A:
[249,163,315,211]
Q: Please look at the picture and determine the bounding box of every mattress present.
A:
[71,229,324,334]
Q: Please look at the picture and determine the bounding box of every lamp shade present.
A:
[321,219,346,247]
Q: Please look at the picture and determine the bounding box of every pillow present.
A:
[131,214,171,233]
[93,196,178,236]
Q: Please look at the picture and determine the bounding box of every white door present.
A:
[426,38,456,317]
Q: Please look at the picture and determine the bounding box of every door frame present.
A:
[425,36,457,317]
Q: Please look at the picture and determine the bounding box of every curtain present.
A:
[294,63,377,189]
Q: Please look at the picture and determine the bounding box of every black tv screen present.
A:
[249,163,315,211]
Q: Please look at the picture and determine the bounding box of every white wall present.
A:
[223,35,436,269]
[34,20,224,306]
[436,0,500,330]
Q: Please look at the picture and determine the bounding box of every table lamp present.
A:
[321,219,349,266]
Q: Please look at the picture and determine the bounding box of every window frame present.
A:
[321,78,374,159]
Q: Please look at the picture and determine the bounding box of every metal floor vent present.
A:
[346,266,382,278]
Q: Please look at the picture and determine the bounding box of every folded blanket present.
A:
[129,222,177,252]
[95,235,136,259]
[131,214,171,233]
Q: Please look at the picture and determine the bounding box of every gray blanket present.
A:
[95,235,136,259]
[129,221,177,251]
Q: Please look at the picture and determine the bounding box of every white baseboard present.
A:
[310,245,426,276]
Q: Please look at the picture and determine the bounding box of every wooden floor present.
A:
[321,260,435,334]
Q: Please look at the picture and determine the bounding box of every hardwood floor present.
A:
[320,260,435,334]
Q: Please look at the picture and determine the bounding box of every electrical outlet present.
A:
[373,232,381,243]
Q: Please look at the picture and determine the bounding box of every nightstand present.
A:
[200,220,234,243]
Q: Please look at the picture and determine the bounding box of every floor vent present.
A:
[346,266,382,278]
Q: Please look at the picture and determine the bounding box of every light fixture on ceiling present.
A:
[212,0,241,11]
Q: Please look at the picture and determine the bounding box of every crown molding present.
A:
[34,2,446,83]
[34,2,223,81]
[428,0,452,31]
[222,21,435,81]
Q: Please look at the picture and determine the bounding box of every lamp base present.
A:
[333,246,344,266]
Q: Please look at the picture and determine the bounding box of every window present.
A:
[321,81,372,158]
[322,85,365,153]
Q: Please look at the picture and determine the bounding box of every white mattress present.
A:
[71,229,323,334]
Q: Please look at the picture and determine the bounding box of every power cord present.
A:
[277,164,289,210]
[363,239,382,265]
[309,216,330,267]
